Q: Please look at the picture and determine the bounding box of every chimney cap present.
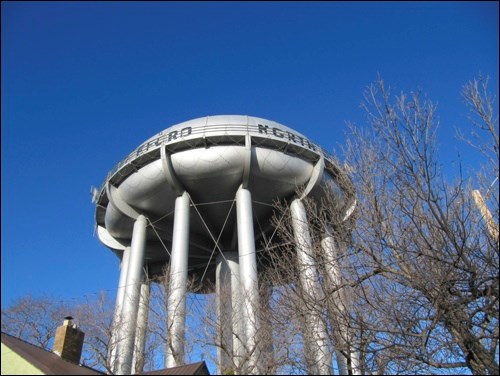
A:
[63,316,75,327]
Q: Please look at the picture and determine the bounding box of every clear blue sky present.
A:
[1,1,498,312]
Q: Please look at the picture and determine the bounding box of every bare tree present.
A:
[1,294,113,373]
[72,292,115,373]
[1,291,157,374]
[1,295,71,350]
[146,265,213,371]
[261,76,498,376]
[339,77,499,375]
[3,77,496,376]
[266,189,362,376]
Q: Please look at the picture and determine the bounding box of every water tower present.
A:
[93,115,355,375]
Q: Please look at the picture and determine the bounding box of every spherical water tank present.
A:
[94,115,349,285]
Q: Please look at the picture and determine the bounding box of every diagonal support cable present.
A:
[264,204,290,252]
[188,196,237,283]
[253,203,270,254]
[146,217,171,257]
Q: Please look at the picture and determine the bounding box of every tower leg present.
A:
[132,268,150,374]
[165,192,190,368]
[290,199,332,375]
[216,252,244,374]
[109,246,130,373]
[260,282,276,374]
[115,215,147,375]
[321,228,349,376]
[236,186,262,375]
[350,349,362,375]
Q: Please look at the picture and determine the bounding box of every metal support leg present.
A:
[236,186,262,375]
[291,199,332,375]
[216,252,244,375]
[131,268,150,374]
[109,246,130,373]
[216,253,233,375]
[321,228,349,376]
[260,282,276,375]
[351,350,362,375]
[116,215,147,375]
[165,192,190,368]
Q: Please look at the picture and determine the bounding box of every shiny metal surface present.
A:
[291,199,332,375]
[95,115,347,283]
[116,215,147,375]
[95,115,354,374]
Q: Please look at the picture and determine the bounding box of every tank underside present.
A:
[95,115,346,286]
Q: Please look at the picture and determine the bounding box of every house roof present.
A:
[2,332,210,376]
[1,332,103,375]
[138,361,210,375]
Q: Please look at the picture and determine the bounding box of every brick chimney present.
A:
[52,316,85,364]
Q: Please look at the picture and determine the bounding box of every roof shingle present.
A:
[2,332,210,375]
[1,332,103,375]
[139,361,210,375]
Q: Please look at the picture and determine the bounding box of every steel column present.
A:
[216,252,244,374]
[216,253,233,375]
[351,350,362,375]
[260,283,276,375]
[321,229,349,376]
[115,215,147,375]
[109,246,130,373]
[236,186,262,375]
[165,191,190,368]
[290,199,332,375]
[131,269,150,374]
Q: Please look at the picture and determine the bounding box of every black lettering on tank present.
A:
[287,132,297,143]
[258,124,269,134]
[168,130,178,142]
[180,127,192,137]
[272,127,284,138]
[306,139,317,151]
